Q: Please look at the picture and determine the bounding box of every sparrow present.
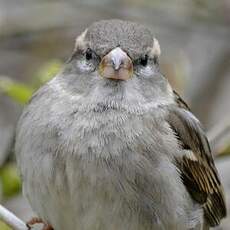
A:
[15,19,226,230]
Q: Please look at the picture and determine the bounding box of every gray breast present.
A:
[16,82,202,230]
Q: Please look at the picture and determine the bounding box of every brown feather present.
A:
[173,90,190,111]
[166,91,227,227]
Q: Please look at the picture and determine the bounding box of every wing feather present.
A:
[166,91,227,227]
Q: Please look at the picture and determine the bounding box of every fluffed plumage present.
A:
[15,19,226,230]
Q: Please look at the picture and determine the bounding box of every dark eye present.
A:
[140,55,149,66]
[85,48,93,60]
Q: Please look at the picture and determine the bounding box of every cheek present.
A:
[76,59,95,73]
[137,65,155,78]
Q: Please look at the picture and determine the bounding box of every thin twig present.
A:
[207,119,230,156]
[0,204,28,230]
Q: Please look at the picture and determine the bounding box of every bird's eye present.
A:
[140,55,149,67]
[85,48,93,60]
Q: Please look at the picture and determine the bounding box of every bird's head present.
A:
[58,19,173,108]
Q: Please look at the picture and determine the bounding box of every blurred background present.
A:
[0,0,230,229]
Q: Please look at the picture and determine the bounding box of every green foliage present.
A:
[0,60,62,105]
[0,77,34,104]
[0,163,22,198]
[34,59,62,86]
[0,221,12,230]
[0,60,62,199]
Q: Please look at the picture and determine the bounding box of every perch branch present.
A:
[0,204,29,230]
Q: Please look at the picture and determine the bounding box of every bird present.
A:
[15,19,226,230]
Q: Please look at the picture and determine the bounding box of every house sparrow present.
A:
[15,19,226,230]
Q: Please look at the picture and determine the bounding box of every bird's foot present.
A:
[41,224,53,230]
[27,217,53,230]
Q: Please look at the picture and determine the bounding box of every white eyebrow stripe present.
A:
[75,29,88,51]
[148,37,161,57]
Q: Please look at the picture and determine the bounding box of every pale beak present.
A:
[99,47,133,80]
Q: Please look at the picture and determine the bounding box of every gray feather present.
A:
[15,19,225,230]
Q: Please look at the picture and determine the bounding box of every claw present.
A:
[27,217,43,226]
[26,217,53,230]
[41,224,54,230]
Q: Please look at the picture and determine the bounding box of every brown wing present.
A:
[166,91,227,227]
[173,90,190,111]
